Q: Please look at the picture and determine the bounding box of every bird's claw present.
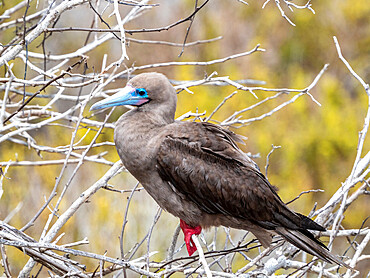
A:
[180,219,202,256]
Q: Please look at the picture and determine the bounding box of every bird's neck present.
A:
[113,109,173,178]
[123,108,174,128]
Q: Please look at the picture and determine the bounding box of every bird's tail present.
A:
[275,227,351,269]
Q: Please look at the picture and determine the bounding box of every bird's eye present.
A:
[136,88,147,96]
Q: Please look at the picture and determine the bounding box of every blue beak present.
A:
[90,85,149,110]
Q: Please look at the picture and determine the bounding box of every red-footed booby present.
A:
[91,72,349,267]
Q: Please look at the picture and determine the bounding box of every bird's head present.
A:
[90,72,177,113]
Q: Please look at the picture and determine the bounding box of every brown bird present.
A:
[91,72,348,267]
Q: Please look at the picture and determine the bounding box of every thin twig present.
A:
[191,235,213,278]
[265,144,281,177]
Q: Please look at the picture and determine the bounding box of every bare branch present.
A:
[0,0,88,67]
[0,2,366,277]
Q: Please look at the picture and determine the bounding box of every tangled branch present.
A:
[0,1,368,277]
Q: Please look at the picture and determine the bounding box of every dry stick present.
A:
[0,110,114,134]
[33,102,112,266]
[18,161,124,277]
[168,266,236,278]
[102,185,144,194]
[0,227,88,277]
[205,91,238,122]
[1,73,258,105]
[79,50,264,102]
[223,64,326,126]
[262,0,315,25]
[0,103,90,233]
[157,239,264,275]
[217,67,325,124]
[286,0,315,13]
[0,87,88,101]
[23,3,143,62]
[320,228,369,237]
[11,91,106,231]
[30,104,90,235]
[1,157,114,167]
[0,76,96,88]
[22,37,262,62]
[265,144,281,177]
[3,202,23,224]
[344,179,370,211]
[99,258,104,278]
[164,224,181,276]
[1,126,113,159]
[226,92,305,126]
[223,228,233,271]
[345,230,370,276]
[327,36,370,275]
[128,36,223,47]
[151,259,238,278]
[0,0,30,24]
[125,0,210,34]
[17,52,64,82]
[2,224,84,272]
[105,1,158,7]
[120,182,140,259]
[20,192,57,232]
[21,0,31,104]
[178,0,198,57]
[236,241,284,274]
[0,237,159,277]
[286,189,324,205]
[0,8,46,34]
[199,229,228,271]
[0,164,10,200]
[212,231,251,268]
[146,207,162,271]
[285,259,339,278]
[103,0,153,72]
[174,71,220,91]
[0,241,12,277]
[133,44,264,70]
[334,37,369,93]
[21,248,88,277]
[2,58,85,124]
[178,74,266,90]
[309,38,370,277]
[88,1,122,40]
[54,109,114,216]
[127,230,150,261]
[113,0,129,61]
[191,234,213,278]
[314,37,370,227]
[0,66,14,126]
[333,36,370,177]
[46,72,262,86]
[333,36,370,182]
[27,141,113,153]
[274,0,296,26]
[236,0,249,5]
[0,0,87,67]
[222,92,285,124]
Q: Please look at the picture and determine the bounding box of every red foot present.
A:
[180,219,202,256]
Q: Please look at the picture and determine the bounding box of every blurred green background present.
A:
[0,0,369,275]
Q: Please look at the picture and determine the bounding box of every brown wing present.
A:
[156,129,323,232]
[156,123,354,267]
[173,121,260,170]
